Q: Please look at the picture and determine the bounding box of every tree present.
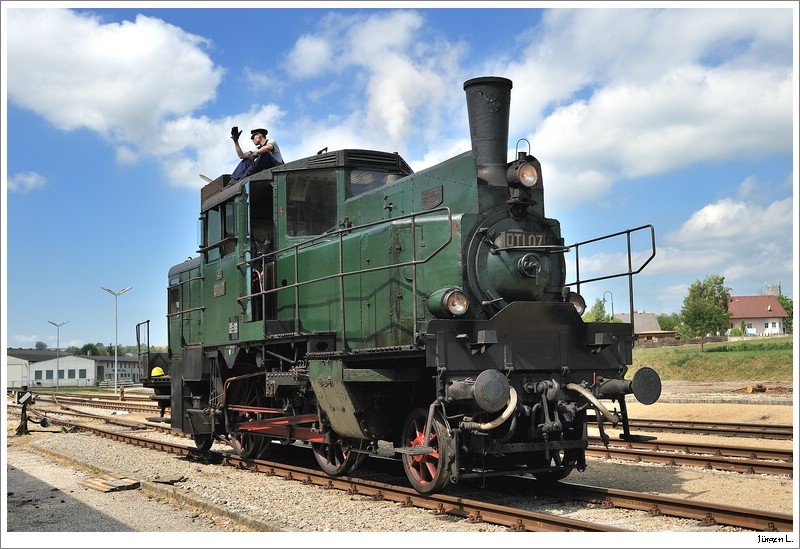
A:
[66,346,80,355]
[35,341,48,350]
[581,298,622,323]
[776,294,793,334]
[680,274,731,347]
[583,298,608,322]
[79,342,108,356]
[657,313,681,331]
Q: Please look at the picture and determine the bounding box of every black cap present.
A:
[251,128,268,137]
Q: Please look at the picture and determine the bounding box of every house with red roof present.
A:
[727,295,788,336]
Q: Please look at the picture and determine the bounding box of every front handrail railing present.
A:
[237,206,454,350]
[135,320,150,382]
[565,224,656,324]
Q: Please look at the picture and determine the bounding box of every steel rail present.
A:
[585,444,792,477]
[10,405,789,532]
[32,394,162,414]
[9,403,186,439]
[537,481,793,532]
[30,390,152,402]
[588,436,793,463]
[626,418,793,440]
[16,412,622,533]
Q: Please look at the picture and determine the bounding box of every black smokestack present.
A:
[463,76,512,186]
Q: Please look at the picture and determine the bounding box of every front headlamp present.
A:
[428,287,470,318]
[566,291,586,315]
[445,290,469,316]
[507,161,539,188]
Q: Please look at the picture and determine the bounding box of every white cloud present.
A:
[6,7,793,197]
[8,172,46,193]
[243,67,283,93]
[115,146,139,165]
[7,8,225,186]
[285,35,333,79]
[12,335,41,344]
[637,192,794,303]
[284,11,466,151]
[483,9,794,210]
[668,196,792,250]
[527,64,791,211]
[568,181,793,313]
[409,139,472,173]
[157,104,286,188]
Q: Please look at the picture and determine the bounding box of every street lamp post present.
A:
[101,286,132,393]
[602,290,615,319]
[47,320,69,391]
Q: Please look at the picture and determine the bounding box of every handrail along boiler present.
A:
[139,76,661,494]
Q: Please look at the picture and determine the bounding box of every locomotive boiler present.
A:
[139,76,661,494]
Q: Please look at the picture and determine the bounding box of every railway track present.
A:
[9,409,621,533]
[28,394,794,440]
[13,398,794,477]
[9,404,792,532]
[587,437,793,477]
[30,390,152,402]
[527,480,793,532]
[625,418,793,440]
[31,394,162,414]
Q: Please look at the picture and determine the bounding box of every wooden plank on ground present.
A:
[79,474,140,492]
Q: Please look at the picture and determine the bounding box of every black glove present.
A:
[231,126,242,140]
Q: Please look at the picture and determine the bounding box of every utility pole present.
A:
[602,290,615,319]
[101,286,132,393]
[47,320,69,391]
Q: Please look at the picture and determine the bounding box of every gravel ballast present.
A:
[6,389,795,534]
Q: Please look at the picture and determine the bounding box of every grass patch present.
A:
[630,336,793,381]
[703,340,792,353]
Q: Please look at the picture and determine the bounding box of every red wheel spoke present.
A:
[424,459,438,480]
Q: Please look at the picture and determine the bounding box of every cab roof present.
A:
[200,149,412,213]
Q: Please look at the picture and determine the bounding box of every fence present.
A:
[98,380,140,388]
[635,336,727,349]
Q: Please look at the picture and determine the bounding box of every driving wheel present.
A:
[226,378,265,459]
[312,430,363,476]
[401,408,453,494]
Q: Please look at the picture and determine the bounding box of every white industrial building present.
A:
[26,354,141,388]
[29,355,96,388]
[6,355,30,389]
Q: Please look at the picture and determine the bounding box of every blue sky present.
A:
[3,4,797,348]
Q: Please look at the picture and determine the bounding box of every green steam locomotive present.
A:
[139,76,661,494]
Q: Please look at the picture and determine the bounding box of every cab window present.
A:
[203,199,236,261]
[286,169,338,236]
[348,169,402,197]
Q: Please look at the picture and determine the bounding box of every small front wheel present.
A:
[230,431,263,459]
[529,448,580,482]
[401,408,453,494]
[312,431,362,476]
[194,434,213,452]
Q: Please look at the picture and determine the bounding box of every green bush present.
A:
[728,328,742,337]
